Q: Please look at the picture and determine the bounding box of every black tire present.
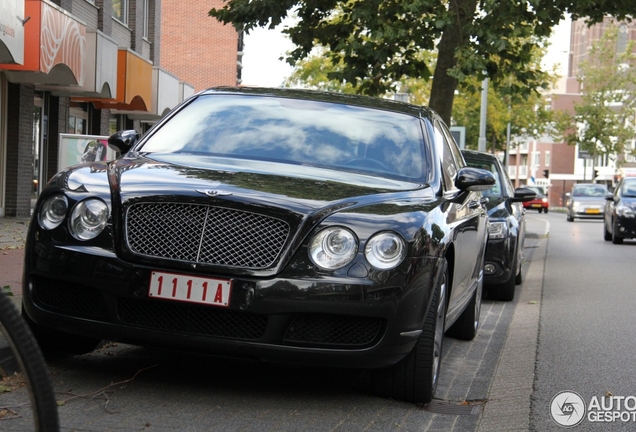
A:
[604,222,612,241]
[537,208,543,213]
[612,226,624,245]
[567,213,574,222]
[544,207,549,214]
[489,256,516,302]
[446,274,482,341]
[22,309,101,356]
[370,264,448,404]
[0,292,59,431]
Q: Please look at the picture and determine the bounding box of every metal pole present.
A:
[505,121,511,170]
[478,78,489,152]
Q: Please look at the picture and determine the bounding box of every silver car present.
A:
[566,183,609,222]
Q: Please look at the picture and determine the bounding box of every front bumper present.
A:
[571,207,604,219]
[482,237,514,284]
[614,216,636,239]
[22,243,444,369]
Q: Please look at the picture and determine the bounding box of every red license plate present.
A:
[149,271,231,307]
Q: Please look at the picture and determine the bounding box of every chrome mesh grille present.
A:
[126,203,290,269]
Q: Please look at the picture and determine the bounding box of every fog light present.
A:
[484,263,496,274]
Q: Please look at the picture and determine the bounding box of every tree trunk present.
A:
[428,0,478,125]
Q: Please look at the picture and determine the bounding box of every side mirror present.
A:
[605,193,615,201]
[108,130,139,155]
[455,167,496,192]
[511,187,537,203]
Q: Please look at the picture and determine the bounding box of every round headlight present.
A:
[617,205,635,218]
[69,199,109,240]
[38,194,68,230]
[365,232,406,270]
[308,227,358,270]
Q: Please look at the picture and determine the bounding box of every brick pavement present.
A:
[0,216,29,297]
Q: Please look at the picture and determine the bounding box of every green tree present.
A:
[210,0,635,125]
[558,24,636,166]
[283,48,435,104]
[285,44,555,154]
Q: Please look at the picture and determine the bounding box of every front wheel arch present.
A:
[370,260,449,404]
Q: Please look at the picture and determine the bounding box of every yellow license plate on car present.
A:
[148,271,231,307]
[532,204,542,208]
[585,209,600,214]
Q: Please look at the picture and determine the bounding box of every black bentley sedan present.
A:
[604,177,636,244]
[22,87,494,405]
[462,150,536,301]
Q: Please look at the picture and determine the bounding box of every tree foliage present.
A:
[558,24,636,165]
[286,44,555,153]
[283,48,435,105]
[210,0,635,125]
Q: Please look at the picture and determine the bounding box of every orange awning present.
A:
[0,0,85,85]
[77,49,152,112]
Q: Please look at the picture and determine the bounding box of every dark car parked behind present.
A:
[462,150,536,301]
[604,177,636,244]
[22,87,495,405]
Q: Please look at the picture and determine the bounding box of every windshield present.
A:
[622,181,636,197]
[139,94,427,181]
[572,185,607,197]
[464,158,502,198]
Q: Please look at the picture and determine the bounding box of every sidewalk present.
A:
[0,216,30,297]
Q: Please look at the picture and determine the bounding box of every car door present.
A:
[434,121,486,313]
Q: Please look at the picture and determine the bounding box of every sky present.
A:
[241,17,573,89]
[241,23,296,87]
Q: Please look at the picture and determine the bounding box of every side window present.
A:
[434,122,458,191]
[438,121,466,169]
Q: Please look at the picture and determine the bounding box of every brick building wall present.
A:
[567,19,636,94]
[5,83,34,217]
[160,0,238,92]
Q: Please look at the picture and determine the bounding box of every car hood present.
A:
[58,154,432,218]
[620,197,636,208]
[52,155,438,277]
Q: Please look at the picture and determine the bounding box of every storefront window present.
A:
[69,107,87,134]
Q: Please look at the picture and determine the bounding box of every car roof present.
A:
[200,86,436,119]
[461,149,499,162]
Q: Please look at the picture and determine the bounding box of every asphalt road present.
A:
[0,216,547,431]
[530,211,636,431]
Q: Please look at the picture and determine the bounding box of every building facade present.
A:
[508,17,636,207]
[160,0,243,92]
[0,0,242,218]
